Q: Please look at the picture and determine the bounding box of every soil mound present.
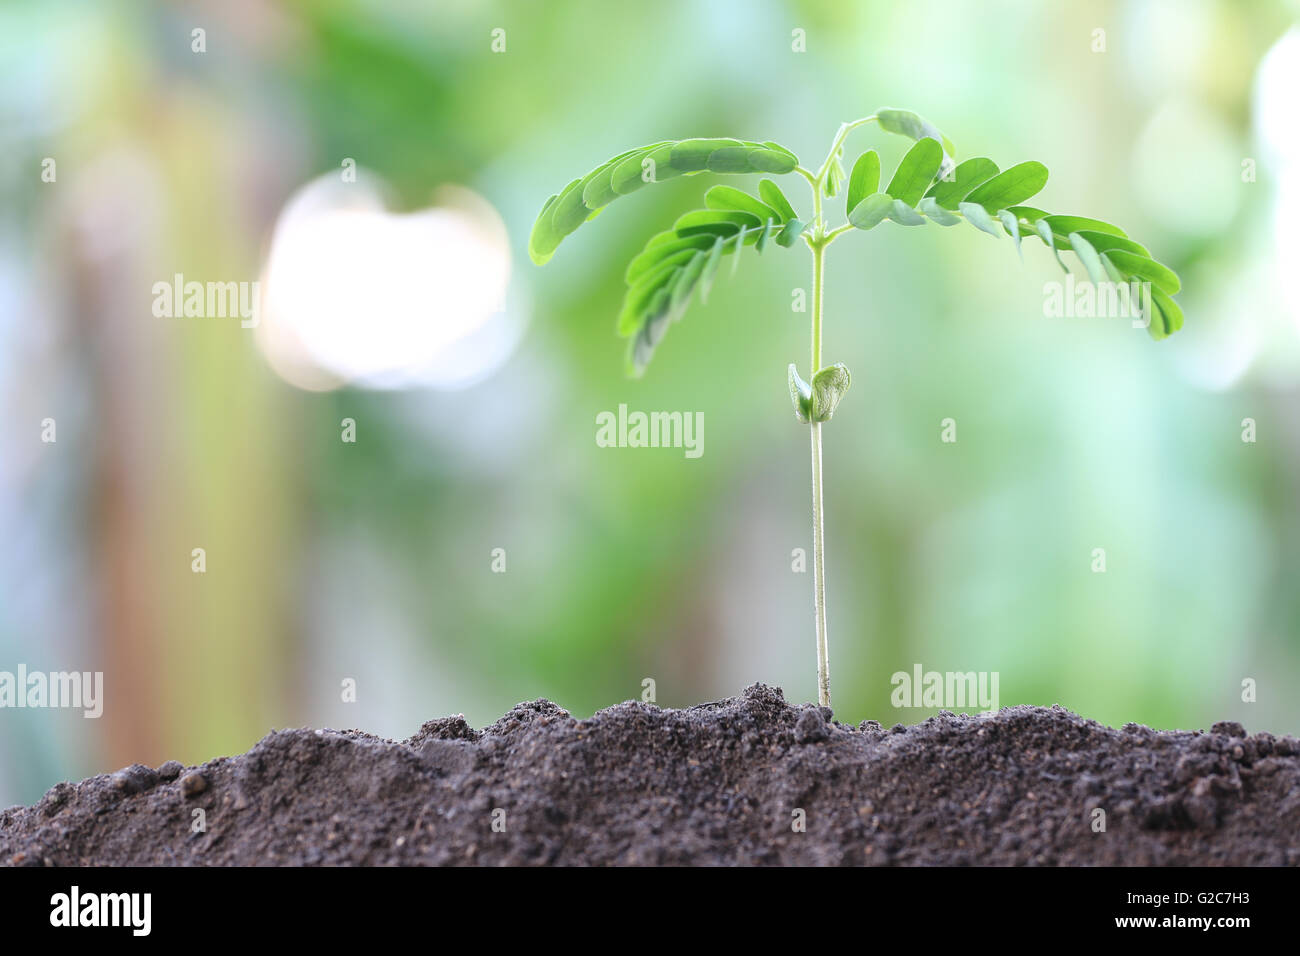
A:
[3,685,1296,865]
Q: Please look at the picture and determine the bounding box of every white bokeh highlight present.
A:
[257,172,522,391]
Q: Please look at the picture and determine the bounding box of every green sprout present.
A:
[530,108,1184,708]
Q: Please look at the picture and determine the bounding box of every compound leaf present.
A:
[530,137,802,264]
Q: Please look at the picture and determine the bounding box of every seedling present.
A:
[530,108,1183,708]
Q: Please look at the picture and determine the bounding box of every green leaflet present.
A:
[1006,204,1049,217]
[708,145,760,174]
[775,219,809,247]
[846,150,881,212]
[876,108,956,178]
[889,199,927,226]
[824,150,846,198]
[698,235,725,303]
[1042,215,1126,239]
[1103,249,1181,295]
[611,143,682,195]
[629,247,701,284]
[760,179,798,221]
[998,209,1022,259]
[1004,205,1048,230]
[674,208,762,237]
[749,148,795,173]
[1100,251,1126,285]
[959,201,1001,237]
[752,142,799,172]
[628,308,670,375]
[550,183,597,235]
[705,185,784,223]
[810,364,852,422]
[919,197,961,226]
[788,365,814,423]
[886,138,944,207]
[624,233,716,284]
[673,253,707,311]
[1065,230,1149,258]
[1146,287,1184,340]
[760,141,799,161]
[925,157,999,210]
[847,193,894,230]
[1036,219,1069,272]
[672,138,744,171]
[581,148,650,209]
[730,225,752,277]
[529,137,801,264]
[1068,232,1106,285]
[963,161,1049,212]
[877,108,956,156]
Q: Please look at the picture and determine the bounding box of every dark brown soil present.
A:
[2,684,1298,866]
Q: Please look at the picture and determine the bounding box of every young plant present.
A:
[530,109,1184,708]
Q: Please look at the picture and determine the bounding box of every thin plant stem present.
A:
[809,232,830,707]
[810,420,829,707]
[800,117,877,708]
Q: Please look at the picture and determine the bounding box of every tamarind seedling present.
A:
[530,109,1184,708]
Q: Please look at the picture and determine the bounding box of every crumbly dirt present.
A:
[2,684,1297,866]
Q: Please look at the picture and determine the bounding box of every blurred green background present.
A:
[2,0,1299,805]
